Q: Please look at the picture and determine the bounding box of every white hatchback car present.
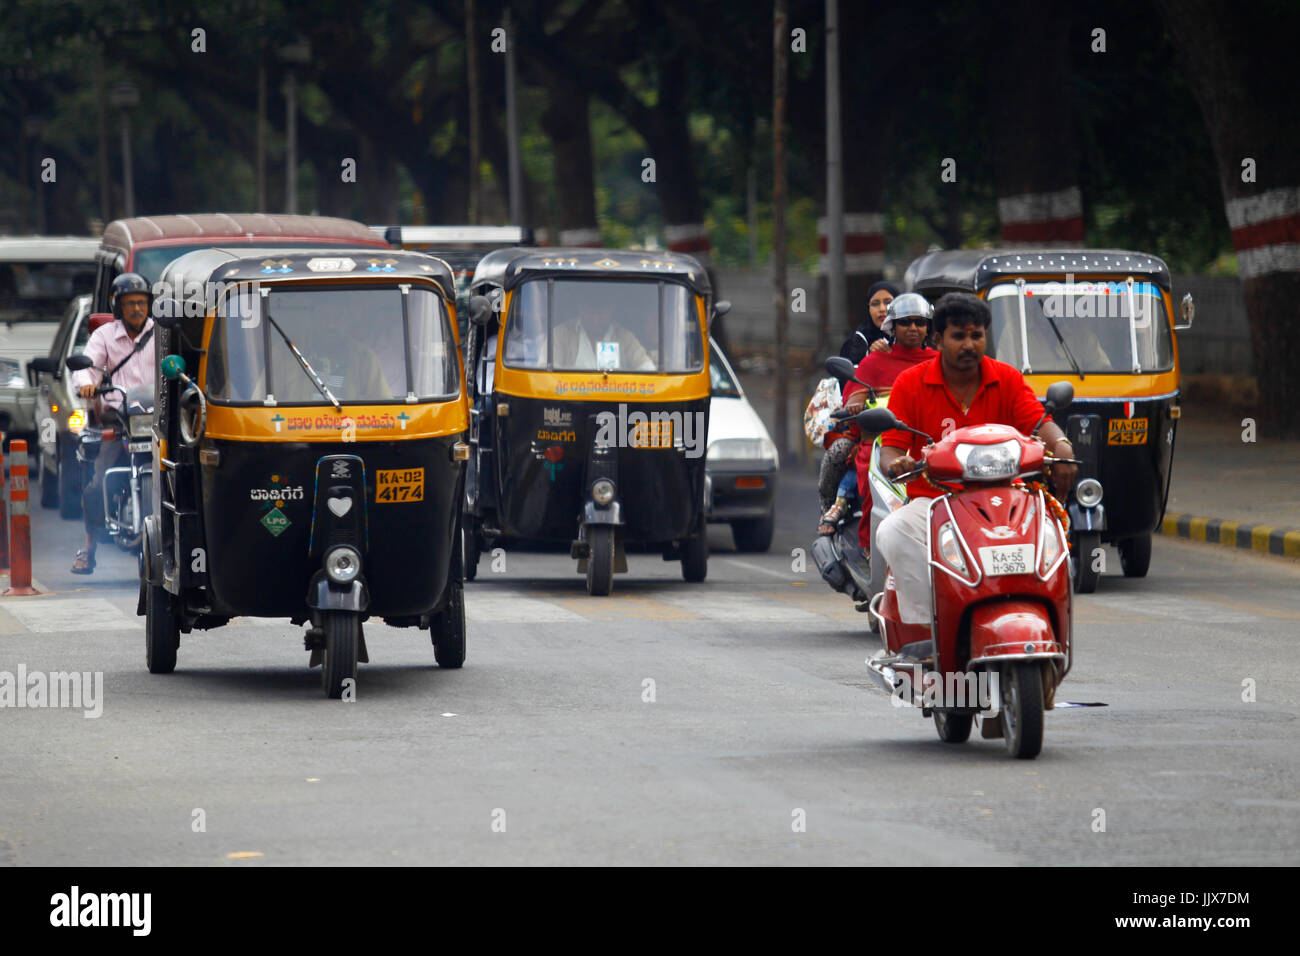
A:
[705,339,778,552]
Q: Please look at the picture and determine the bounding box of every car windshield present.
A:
[987,281,1174,374]
[0,262,96,322]
[709,344,742,397]
[205,285,458,404]
[503,278,703,373]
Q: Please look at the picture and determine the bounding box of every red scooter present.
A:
[856,382,1080,758]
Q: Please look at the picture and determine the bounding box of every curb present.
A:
[1160,512,1300,559]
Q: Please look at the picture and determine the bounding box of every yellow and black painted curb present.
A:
[1160,512,1300,559]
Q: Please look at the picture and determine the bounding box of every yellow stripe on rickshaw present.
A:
[205,399,468,442]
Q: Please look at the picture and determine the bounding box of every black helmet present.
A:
[110,272,152,321]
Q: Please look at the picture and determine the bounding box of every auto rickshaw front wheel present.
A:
[145,583,179,674]
[586,526,615,596]
[681,531,708,582]
[1072,532,1101,594]
[322,612,360,698]
[432,581,466,667]
[1119,534,1152,578]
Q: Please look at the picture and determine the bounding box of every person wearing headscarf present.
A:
[838,280,900,365]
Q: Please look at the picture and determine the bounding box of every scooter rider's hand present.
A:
[78,383,96,398]
[886,454,918,480]
[1048,438,1077,500]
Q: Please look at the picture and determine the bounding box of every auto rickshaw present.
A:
[904,249,1193,592]
[141,248,470,697]
[461,247,728,595]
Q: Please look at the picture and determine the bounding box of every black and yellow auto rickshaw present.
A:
[905,249,1194,592]
[461,248,728,595]
[141,248,470,697]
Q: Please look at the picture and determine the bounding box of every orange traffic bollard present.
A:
[4,439,38,596]
[0,431,9,572]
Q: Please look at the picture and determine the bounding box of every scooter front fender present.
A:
[967,600,1063,668]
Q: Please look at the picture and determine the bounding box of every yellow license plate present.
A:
[376,468,424,503]
[1107,418,1149,445]
[631,420,673,449]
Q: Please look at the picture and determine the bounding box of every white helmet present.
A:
[882,293,933,334]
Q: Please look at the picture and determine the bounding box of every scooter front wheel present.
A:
[1001,662,1044,759]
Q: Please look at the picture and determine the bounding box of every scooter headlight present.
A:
[1075,477,1103,508]
[936,522,969,576]
[591,478,616,506]
[325,546,362,584]
[955,439,1021,480]
[68,409,87,434]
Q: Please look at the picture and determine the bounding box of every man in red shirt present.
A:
[875,293,1076,624]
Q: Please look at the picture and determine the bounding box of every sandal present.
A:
[818,498,851,535]
[70,549,96,574]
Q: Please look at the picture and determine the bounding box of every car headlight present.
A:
[707,438,778,462]
[955,439,1021,480]
[325,546,362,584]
[68,409,87,434]
[1075,477,1103,508]
[0,359,24,389]
[591,478,616,505]
[129,414,152,438]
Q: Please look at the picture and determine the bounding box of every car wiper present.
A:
[1040,298,1085,380]
[264,312,342,411]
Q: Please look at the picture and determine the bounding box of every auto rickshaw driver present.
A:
[264,295,394,402]
[551,300,655,371]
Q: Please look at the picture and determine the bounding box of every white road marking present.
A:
[718,557,793,581]
[463,593,584,623]
[2,598,136,632]
[661,592,821,622]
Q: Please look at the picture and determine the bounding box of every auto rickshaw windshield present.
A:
[503,278,703,373]
[205,285,459,404]
[986,280,1174,374]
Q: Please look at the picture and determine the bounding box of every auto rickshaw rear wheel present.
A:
[462,522,481,582]
[933,709,973,743]
[145,582,179,674]
[1001,662,1044,759]
[322,612,360,698]
[1119,534,1152,578]
[432,581,466,668]
[586,526,615,596]
[1072,532,1100,593]
[681,531,708,583]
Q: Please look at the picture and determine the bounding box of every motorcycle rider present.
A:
[70,273,156,574]
[875,292,1076,624]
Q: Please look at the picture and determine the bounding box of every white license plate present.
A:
[128,441,151,453]
[978,543,1035,577]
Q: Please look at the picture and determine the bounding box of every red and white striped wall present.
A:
[1226,187,1300,280]
[558,226,602,248]
[665,222,711,265]
[817,213,884,275]
[997,186,1085,246]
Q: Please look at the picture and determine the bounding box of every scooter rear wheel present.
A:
[1001,662,1044,759]
[933,710,973,743]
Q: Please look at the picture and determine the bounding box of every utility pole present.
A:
[95,45,110,223]
[773,0,789,459]
[109,82,139,218]
[467,0,482,223]
[504,7,524,224]
[279,38,311,215]
[825,0,847,345]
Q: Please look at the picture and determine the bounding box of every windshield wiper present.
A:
[264,312,342,411]
[1040,300,1085,380]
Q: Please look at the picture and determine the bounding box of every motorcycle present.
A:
[66,355,154,553]
[854,382,1081,758]
[811,356,906,631]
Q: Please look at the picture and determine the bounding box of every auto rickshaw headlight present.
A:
[1075,478,1103,508]
[591,478,616,506]
[325,546,362,584]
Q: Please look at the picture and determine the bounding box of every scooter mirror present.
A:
[856,406,898,433]
[1044,381,1075,411]
[825,356,856,382]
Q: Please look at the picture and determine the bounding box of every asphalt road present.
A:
[1,464,1297,866]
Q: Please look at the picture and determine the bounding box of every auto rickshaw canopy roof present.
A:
[100,213,385,254]
[904,249,1172,296]
[471,247,713,295]
[157,247,458,313]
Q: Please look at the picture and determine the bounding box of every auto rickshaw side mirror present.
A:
[1044,381,1075,411]
[161,354,187,381]
[65,354,93,372]
[152,310,181,330]
[713,299,732,318]
[469,295,493,327]
[1176,292,1195,330]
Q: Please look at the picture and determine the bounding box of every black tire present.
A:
[681,531,708,582]
[1072,532,1101,594]
[1001,662,1044,759]
[933,709,973,743]
[1119,534,1152,578]
[586,525,614,596]
[731,511,775,553]
[39,452,58,509]
[462,522,481,582]
[58,443,82,520]
[432,581,466,668]
[145,582,178,674]
[322,612,360,699]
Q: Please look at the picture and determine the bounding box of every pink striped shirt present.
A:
[73,318,156,408]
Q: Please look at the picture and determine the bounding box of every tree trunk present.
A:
[539,74,599,246]
[1157,0,1300,437]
